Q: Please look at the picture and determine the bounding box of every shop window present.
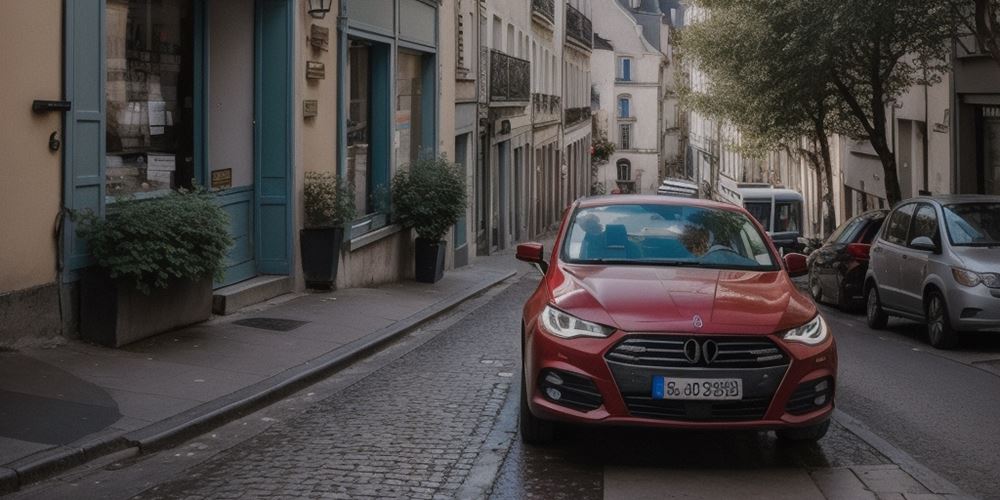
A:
[105,0,194,199]
[396,50,426,169]
[347,40,373,218]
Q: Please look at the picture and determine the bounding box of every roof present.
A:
[594,34,614,51]
[575,194,741,212]
[906,194,1000,205]
[737,187,804,202]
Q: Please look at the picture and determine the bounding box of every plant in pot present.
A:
[391,155,468,283]
[74,189,232,347]
[301,171,356,290]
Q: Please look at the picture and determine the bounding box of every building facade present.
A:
[0,0,462,347]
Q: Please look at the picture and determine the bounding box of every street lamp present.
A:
[308,0,332,19]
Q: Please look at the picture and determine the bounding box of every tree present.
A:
[955,0,1000,68]
[678,0,857,234]
[681,0,956,207]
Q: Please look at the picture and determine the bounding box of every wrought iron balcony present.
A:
[489,50,531,103]
[533,94,562,123]
[532,0,555,24]
[565,106,591,126]
[566,4,592,50]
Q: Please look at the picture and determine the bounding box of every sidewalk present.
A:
[0,250,526,494]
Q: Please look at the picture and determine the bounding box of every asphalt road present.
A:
[820,303,1000,499]
[9,272,998,499]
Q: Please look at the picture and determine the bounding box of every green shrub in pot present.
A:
[75,189,232,294]
[301,171,356,289]
[391,155,468,283]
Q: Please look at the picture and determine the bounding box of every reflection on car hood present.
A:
[950,246,1000,272]
[550,264,816,335]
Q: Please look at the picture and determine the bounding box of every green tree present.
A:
[681,0,956,207]
[678,0,856,234]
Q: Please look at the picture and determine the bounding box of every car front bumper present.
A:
[947,284,1000,332]
[524,326,837,430]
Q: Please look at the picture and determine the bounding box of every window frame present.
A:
[617,56,632,82]
[882,203,917,246]
[618,123,632,150]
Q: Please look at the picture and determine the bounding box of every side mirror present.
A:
[784,253,808,278]
[910,236,938,253]
[516,243,548,274]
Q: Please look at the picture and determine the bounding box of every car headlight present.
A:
[539,305,615,339]
[783,315,829,346]
[952,268,1000,288]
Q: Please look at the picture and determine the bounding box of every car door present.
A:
[817,216,863,297]
[897,203,941,314]
[872,203,916,309]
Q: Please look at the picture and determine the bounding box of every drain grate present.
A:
[233,317,309,332]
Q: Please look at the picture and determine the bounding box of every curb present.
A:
[0,270,517,495]
[833,409,970,497]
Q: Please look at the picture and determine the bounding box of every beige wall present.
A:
[293,0,340,290]
[0,0,63,293]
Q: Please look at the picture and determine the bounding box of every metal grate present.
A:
[605,335,789,369]
[232,317,309,332]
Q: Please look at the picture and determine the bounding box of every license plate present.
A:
[652,376,742,401]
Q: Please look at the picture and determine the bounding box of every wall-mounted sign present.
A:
[211,168,233,190]
[306,61,325,80]
[310,24,330,51]
[303,100,318,118]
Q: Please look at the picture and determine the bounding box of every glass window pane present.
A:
[105,0,193,198]
[909,204,940,243]
[885,204,915,245]
[396,50,425,170]
[347,41,373,216]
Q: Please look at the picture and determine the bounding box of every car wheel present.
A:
[808,269,823,303]
[926,291,959,350]
[519,371,555,445]
[866,286,888,329]
[776,419,830,442]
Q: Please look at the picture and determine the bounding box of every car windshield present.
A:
[943,203,1000,247]
[562,203,779,270]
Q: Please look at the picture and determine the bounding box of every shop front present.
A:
[63,0,293,288]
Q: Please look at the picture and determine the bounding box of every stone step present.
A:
[212,276,293,316]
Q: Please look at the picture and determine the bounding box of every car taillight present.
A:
[846,243,871,261]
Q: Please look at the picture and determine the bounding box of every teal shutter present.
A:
[255,0,292,274]
[63,0,106,277]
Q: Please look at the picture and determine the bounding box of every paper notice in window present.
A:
[149,101,166,135]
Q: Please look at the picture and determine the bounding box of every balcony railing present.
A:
[565,106,591,126]
[566,4,593,50]
[490,50,531,103]
[532,0,555,24]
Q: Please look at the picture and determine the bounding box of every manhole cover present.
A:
[233,317,309,332]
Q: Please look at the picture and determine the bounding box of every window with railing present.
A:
[566,3,593,49]
[619,123,632,150]
[489,50,531,102]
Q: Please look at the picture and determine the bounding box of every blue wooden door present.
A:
[63,0,106,278]
[255,0,293,276]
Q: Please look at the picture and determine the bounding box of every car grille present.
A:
[605,335,788,369]
[621,396,772,421]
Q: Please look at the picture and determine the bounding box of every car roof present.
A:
[738,187,803,202]
[899,194,1000,205]
[576,194,742,212]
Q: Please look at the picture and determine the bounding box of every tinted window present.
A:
[909,204,939,244]
[943,203,1000,246]
[859,217,885,244]
[562,204,778,270]
[745,202,771,231]
[774,202,801,233]
[884,204,916,246]
[830,217,865,244]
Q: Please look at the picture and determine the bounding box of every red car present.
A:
[516,196,836,444]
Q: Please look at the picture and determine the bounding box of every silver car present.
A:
[865,195,1000,348]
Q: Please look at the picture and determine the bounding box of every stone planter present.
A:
[79,270,213,347]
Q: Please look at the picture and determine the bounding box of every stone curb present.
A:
[0,270,517,495]
[832,409,972,498]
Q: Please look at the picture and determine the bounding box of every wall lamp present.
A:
[308,0,332,19]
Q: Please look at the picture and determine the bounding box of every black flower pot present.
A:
[414,237,446,283]
[300,227,345,290]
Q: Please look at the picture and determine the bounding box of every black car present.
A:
[806,210,888,311]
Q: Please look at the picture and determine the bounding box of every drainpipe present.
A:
[336,1,348,177]
[923,64,929,193]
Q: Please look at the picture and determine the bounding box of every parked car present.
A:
[865,195,1000,349]
[515,195,836,445]
[657,178,699,198]
[739,184,804,253]
[807,210,888,311]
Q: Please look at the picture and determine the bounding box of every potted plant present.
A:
[74,189,232,347]
[391,156,468,283]
[301,171,356,290]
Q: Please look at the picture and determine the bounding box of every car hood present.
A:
[949,246,1000,272]
[549,264,816,335]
